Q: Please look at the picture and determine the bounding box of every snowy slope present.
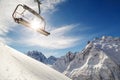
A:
[53,36,120,80]
[0,42,71,80]
[94,36,120,65]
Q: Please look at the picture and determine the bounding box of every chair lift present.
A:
[12,0,50,36]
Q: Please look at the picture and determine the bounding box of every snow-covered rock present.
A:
[53,51,76,72]
[27,51,48,63]
[48,56,58,65]
[0,42,71,80]
[27,51,58,65]
[52,36,120,80]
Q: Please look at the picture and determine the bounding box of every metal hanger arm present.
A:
[37,0,41,14]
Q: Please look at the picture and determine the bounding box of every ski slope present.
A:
[0,42,71,80]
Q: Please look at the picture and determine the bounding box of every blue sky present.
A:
[0,0,120,57]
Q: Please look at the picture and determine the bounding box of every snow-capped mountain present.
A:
[27,51,58,65]
[0,42,71,80]
[52,36,120,80]
[53,51,77,72]
[48,56,58,65]
[27,51,48,64]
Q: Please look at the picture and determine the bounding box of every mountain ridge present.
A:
[27,50,58,65]
[52,36,120,80]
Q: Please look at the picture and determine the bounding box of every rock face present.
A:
[27,51,58,65]
[47,56,58,65]
[53,51,76,73]
[52,36,120,80]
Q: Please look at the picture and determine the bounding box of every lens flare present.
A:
[30,18,44,30]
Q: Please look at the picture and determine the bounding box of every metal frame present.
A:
[34,0,41,14]
[12,4,50,36]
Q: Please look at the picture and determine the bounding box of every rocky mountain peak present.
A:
[27,51,57,65]
[52,36,120,80]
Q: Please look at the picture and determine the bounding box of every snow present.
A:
[0,42,71,80]
[52,36,120,80]
[27,51,58,65]
[93,36,120,65]
[52,51,76,73]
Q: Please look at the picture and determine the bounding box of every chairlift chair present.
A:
[12,1,50,36]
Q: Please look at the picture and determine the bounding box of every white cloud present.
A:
[0,0,82,50]
[0,0,65,43]
[41,0,65,13]
[19,24,81,49]
[0,37,12,44]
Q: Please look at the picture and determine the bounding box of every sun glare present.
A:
[30,18,44,30]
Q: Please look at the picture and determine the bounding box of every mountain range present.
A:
[27,50,58,65]
[52,36,120,80]
[25,36,120,80]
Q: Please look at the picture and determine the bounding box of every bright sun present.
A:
[30,18,44,30]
